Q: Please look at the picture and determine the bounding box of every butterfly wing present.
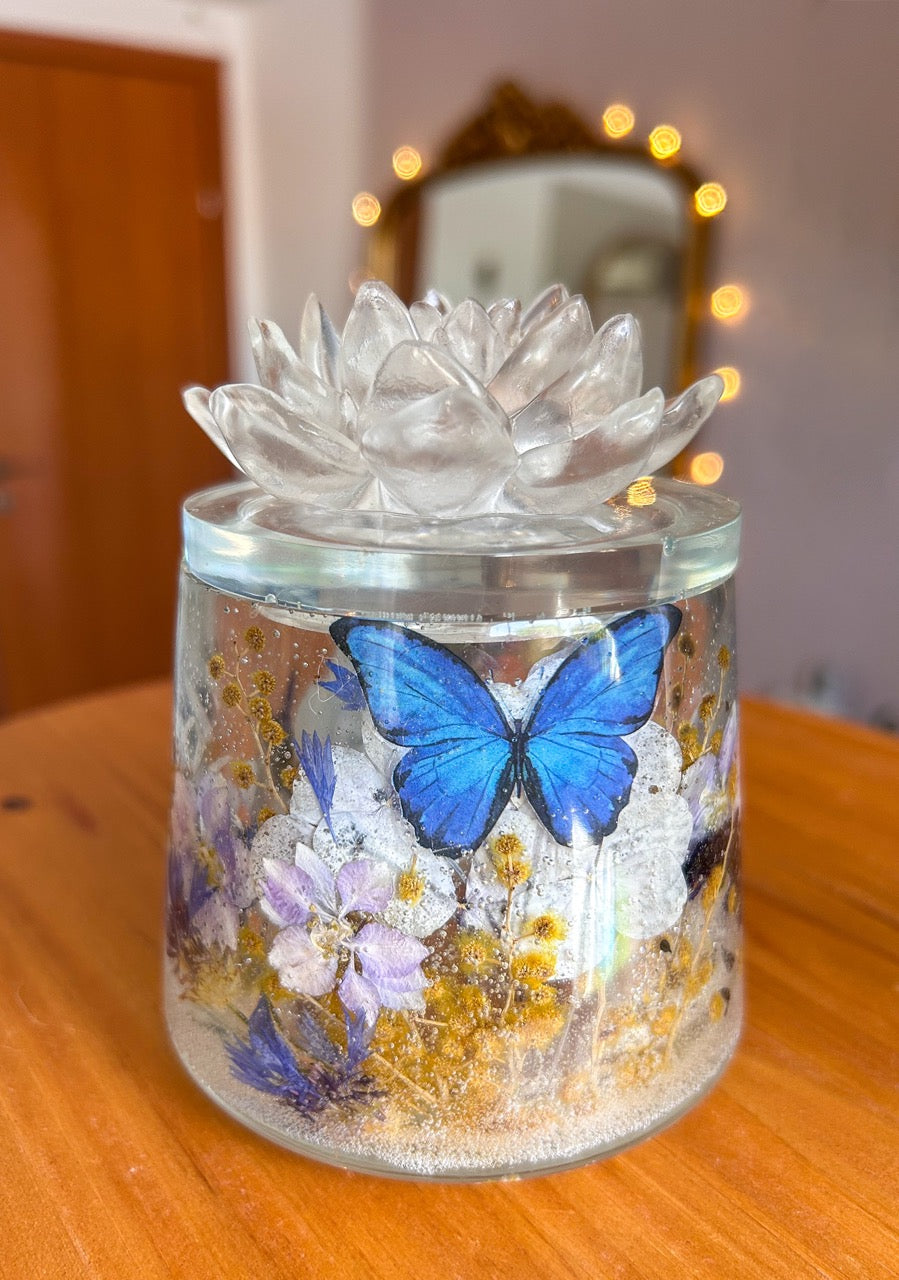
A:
[521,606,681,845]
[330,619,515,856]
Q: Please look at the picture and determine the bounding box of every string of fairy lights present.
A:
[351,103,745,487]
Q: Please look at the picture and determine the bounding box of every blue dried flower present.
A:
[226,998,379,1119]
[297,730,336,834]
[319,659,366,711]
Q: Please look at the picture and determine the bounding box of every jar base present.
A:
[165,981,742,1182]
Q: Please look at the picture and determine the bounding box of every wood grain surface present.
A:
[0,686,896,1279]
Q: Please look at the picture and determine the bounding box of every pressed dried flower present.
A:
[717,645,731,671]
[280,766,298,788]
[259,718,287,746]
[457,930,498,973]
[510,948,556,986]
[248,695,272,720]
[196,843,224,889]
[525,912,567,945]
[396,866,426,906]
[231,760,256,789]
[244,625,266,653]
[208,654,226,679]
[699,693,717,724]
[702,864,726,911]
[257,806,277,825]
[490,831,531,889]
[678,633,696,658]
[252,669,277,696]
[709,991,727,1022]
[686,957,715,1000]
[222,681,243,708]
[650,1004,678,1037]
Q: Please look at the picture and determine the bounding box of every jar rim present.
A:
[182,478,740,620]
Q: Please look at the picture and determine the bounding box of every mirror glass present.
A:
[370,83,711,393]
[417,157,688,390]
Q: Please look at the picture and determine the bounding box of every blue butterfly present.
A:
[329,606,681,858]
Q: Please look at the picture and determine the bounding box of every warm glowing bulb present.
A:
[716,366,742,401]
[695,181,727,217]
[602,103,635,139]
[351,192,381,227]
[710,285,747,321]
[648,124,682,160]
[690,452,725,485]
[392,145,422,180]
[626,476,656,507]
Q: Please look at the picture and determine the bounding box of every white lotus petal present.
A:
[299,293,342,389]
[339,281,416,407]
[520,282,569,332]
[359,339,482,429]
[436,298,500,383]
[249,318,345,433]
[507,388,664,514]
[511,314,643,453]
[487,298,521,359]
[361,385,516,517]
[489,296,593,415]
[410,300,443,342]
[424,288,451,315]
[644,373,725,473]
[210,384,368,506]
[182,385,242,470]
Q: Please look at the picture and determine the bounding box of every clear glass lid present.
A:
[182,478,740,621]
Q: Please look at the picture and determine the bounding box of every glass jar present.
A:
[165,477,742,1180]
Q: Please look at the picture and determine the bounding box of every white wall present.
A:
[240,0,365,337]
[362,0,899,724]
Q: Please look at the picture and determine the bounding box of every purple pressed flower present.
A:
[297,731,337,834]
[682,707,738,838]
[226,997,379,1119]
[319,659,366,711]
[165,850,214,959]
[167,774,254,954]
[261,843,428,1023]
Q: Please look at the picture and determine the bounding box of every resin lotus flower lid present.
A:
[183,280,727,529]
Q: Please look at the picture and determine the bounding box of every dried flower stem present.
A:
[590,976,608,1070]
[294,992,437,1111]
[221,641,288,813]
[663,817,736,1066]
[701,664,727,754]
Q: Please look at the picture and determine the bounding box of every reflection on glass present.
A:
[352,192,381,227]
[602,103,636,139]
[626,476,657,506]
[649,124,682,161]
[690,451,725,485]
[716,367,741,401]
[694,182,727,217]
[710,285,747,322]
[392,146,423,181]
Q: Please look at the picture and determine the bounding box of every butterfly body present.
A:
[330,607,680,857]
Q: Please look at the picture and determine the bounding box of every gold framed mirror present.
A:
[368,82,713,392]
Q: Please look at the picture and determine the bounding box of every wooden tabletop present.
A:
[0,684,896,1279]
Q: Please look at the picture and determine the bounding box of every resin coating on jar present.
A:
[165,482,742,1179]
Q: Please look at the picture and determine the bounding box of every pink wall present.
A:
[361,0,899,724]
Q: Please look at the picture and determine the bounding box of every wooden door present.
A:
[0,32,231,715]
